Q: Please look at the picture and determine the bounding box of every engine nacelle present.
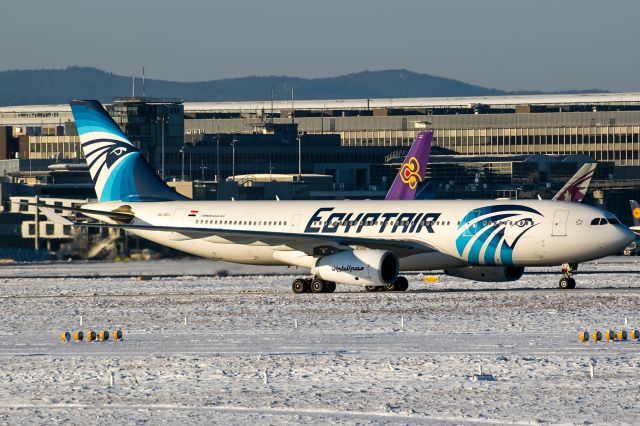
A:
[444,266,525,282]
[313,250,399,286]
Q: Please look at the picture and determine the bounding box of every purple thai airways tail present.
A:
[552,162,597,202]
[385,131,433,200]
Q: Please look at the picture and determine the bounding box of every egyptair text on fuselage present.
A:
[304,207,442,234]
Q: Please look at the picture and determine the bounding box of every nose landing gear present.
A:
[559,263,577,289]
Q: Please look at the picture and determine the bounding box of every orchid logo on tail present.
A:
[399,157,422,189]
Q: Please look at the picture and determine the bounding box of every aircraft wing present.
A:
[73,221,437,256]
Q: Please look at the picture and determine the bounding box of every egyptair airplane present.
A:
[29,100,635,292]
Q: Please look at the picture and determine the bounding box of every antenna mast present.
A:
[270,88,274,124]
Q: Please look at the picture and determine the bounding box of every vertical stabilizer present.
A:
[552,162,597,202]
[70,100,186,202]
[630,200,640,226]
[385,131,433,200]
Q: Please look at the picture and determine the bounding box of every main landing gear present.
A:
[559,263,578,289]
[365,276,409,292]
[292,277,336,294]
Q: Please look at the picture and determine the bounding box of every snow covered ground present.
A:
[0,258,639,424]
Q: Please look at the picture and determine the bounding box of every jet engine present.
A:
[444,266,525,282]
[313,249,399,286]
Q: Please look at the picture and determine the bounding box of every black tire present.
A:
[559,277,571,289]
[325,281,336,293]
[568,277,576,289]
[383,283,396,291]
[292,278,306,294]
[395,276,409,291]
[365,285,378,292]
[311,278,325,293]
[303,278,312,292]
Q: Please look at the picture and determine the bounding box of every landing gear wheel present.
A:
[311,278,326,293]
[559,277,573,289]
[325,281,336,293]
[292,278,307,294]
[559,263,578,289]
[394,276,409,292]
[383,282,397,292]
[365,285,379,292]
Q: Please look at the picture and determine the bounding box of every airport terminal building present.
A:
[2,92,640,218]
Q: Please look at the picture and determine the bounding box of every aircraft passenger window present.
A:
[284,222,287,225]
[447,221,450,225]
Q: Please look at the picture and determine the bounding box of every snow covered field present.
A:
[0,258,639,424]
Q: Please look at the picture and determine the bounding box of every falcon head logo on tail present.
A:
[70,100,186,202]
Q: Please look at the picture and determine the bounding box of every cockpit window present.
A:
[607,218,621,225]
[591,218,608,225]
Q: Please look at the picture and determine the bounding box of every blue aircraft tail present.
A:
[70,100,186,202]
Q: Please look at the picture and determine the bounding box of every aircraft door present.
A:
[290,214,300,233]
[172,209,185,225]
[551,210,569,236]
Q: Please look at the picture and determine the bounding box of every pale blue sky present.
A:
[1,0,639,91]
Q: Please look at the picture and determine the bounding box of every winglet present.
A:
[385,131,433,200]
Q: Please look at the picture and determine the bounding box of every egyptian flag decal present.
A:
[188,210,199,217]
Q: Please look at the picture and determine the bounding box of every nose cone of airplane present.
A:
[611,225,636,253]
[621,225,637,247]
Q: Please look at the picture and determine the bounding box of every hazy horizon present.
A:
[1,0,638,92]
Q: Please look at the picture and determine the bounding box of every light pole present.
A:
[231,137,237,179]
[180,146,185,181]
[297,133,301,179]
[216,134,220,183]
[189,144,193,181]
[156,114,168,180]
[200,161,207,181]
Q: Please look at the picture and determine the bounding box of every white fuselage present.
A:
[84,199,634,271]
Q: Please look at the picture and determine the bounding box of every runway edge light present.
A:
[113,330,123,341]
[591,331,602,343]
[604,330,615,342]
[615,330,627,340]
[73,331,84,342]
[578,331,589,342]
[60,332,71,343]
